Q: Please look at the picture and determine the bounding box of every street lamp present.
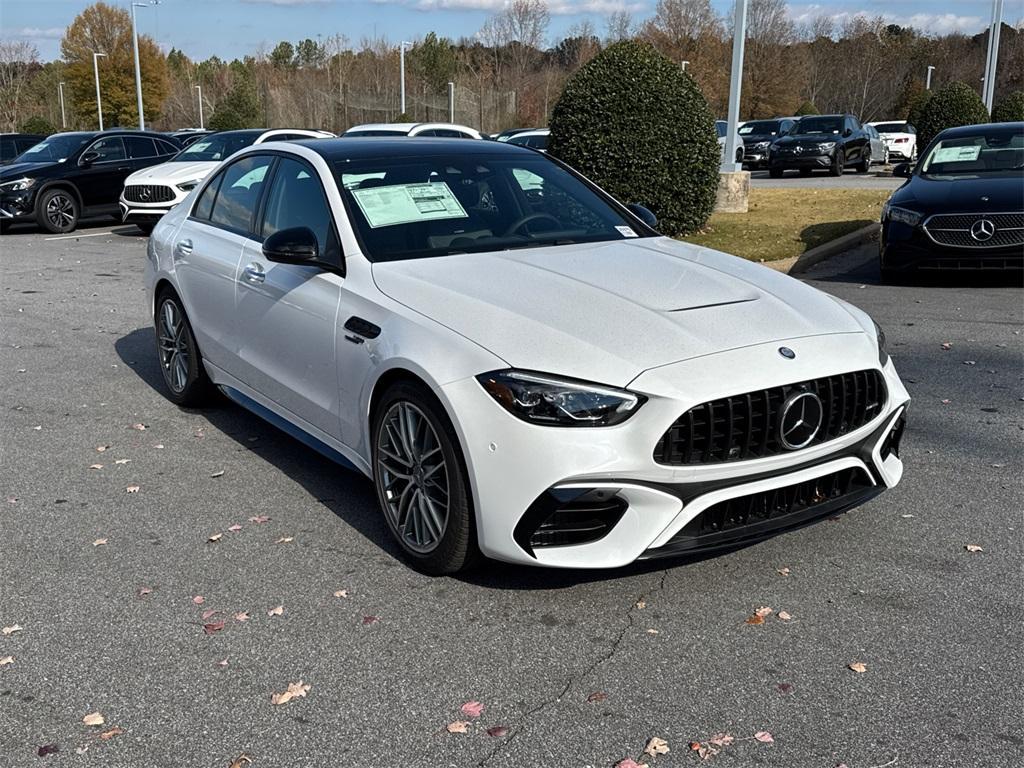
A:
[93,52,107,131]
[131,0,160,130]
[925,65,935,90]
[982,0,1004,111]
[722,0,748,173]
[58,81,67,129]
[399,41,412,116]
[681,60,690,72]
[194,85,204,130]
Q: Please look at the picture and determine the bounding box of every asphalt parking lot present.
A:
[2,226,1022,768]
[748,170,903,190]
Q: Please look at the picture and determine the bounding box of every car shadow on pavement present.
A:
[808,246,1024,288]
[115,327,776,589]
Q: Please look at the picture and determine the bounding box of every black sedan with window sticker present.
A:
[879,122,1024,280]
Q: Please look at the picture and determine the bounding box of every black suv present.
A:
[739,118,796,169]
[767,114,871,177]
[0,130,180,234]
[1,133,47,165]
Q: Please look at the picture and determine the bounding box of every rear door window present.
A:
[125,137,158,159]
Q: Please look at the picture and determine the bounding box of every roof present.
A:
[936,121,1024,139]
[295,136,537,161]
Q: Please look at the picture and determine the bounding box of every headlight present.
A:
[873,320,889,366]
[753,141,770,150]
[882,203,922,227]
[176,180,201,192]
[0,177,36,192]
[477,370,645,427]
[817,141,836,152]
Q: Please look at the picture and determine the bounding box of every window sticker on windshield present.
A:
[25,144,45,153]
[351,182,468,228]
[190,142,212,152]
[616,225,638,238]
[931,145,981,163]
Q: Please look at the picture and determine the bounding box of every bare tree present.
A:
[605,10,634,43]
[0,40,40,131]
[743,0,800,117]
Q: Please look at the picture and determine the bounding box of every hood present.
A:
[371,238,866,387]
[893,173,1024,213]
[0,161,57,179]
[775,134,842,146]
[742,133,776,144]
[125,160,218,185]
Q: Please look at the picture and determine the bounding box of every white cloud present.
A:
[375,0,646,14]
[12,26,64,40]
[787,4,985,35]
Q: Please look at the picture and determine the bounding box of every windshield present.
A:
[919,127,1024,175]
[795,117,843,135]
[174,132,261,162]
[14,134,91,163]
[873,122,908,134]
[335,154,649,262]
[739,120,780,136]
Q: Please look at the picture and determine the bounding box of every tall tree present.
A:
[0,40,40,131]
[409,32,457,95]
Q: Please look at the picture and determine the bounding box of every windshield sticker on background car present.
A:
[352,182,468,228]
[930,145,982,164]
[615,226,638,238]
[189,142,212,153]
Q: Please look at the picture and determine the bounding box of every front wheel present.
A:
[35,189,79,234]
[830,153,845,176]
[857,152,871,173]
[154,291,214,406]
[372,382,478,575]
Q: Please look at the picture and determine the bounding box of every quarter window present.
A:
[84,137,126,163]
[125,137,157,159]
[156,139,180,155]
[261,157,340,267]
[208,155,274,235]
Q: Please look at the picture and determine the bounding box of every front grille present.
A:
[924,212,1024,249]
[680,466,872,539]
[653,369,886,465]
[123,184,175,204]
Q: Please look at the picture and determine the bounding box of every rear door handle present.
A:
[175,239,193,257]
[242,262,266,284]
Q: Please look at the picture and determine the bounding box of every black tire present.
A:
[372,381,478,575]
[35,188,79,234]
[798,168,813,177]
[154,290,215,407]
[830,152,844,177]
[857,153,870,173]
[768,168,784,179]
[135,221,156,235]
[735,146,744,163]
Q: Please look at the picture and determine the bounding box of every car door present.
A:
[75,136,131,211]
[175,153,275,373]
[232,154,347,437]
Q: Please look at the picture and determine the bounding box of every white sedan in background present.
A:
[717,120,744,163]
[342,122,483,140]
[869,121,918,161]
[120,128,333,233]
[506,128,549,151]
[144,137,909,574]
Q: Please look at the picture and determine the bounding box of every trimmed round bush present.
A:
[905,90,931,127]
[916,82,990,149]
[548,40,719,237]
[19,116,55,135]
[992,91,1024,123]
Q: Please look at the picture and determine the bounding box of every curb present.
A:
[763,222,880,275]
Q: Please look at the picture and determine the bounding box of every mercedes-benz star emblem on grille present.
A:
[778,390,824,450]
[970,218,995,242]
[793,146,803,154]
[778,347,796,359]
[139,187,151,201]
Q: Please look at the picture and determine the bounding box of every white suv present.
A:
[120,128,332,233]
[868,121,917,161]
[342,122,483,140]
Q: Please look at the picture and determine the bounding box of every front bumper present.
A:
[118,191,187,223]
[768,153,832,170]
[442,334,910,569]
[881,222,1024,271]
[0,189,38,220]
[741,147,770,168]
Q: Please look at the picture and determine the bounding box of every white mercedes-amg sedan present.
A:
[144,137,909,574]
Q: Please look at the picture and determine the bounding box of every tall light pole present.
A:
[58,81,67,129]
[399,41,412,116]
[93,52,106,130]
[194,85,204,129]
[982,0,1004,111]
[131,0,159,130]
[681,60,690,72]
[925,65,935,90]
[722,0,748,173]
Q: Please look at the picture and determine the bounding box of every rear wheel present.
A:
[154,290,214,406]
[35,188,79,234]
[372,382,478,575]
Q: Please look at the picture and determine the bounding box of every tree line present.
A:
[2,0,1022,135]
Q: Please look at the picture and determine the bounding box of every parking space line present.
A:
[45,230,118,241]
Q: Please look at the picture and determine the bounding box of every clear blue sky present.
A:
[4,0,999,62]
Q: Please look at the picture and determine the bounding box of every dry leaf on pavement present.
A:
[753,731,774,743]
[248,515,270,524]
[126,486,140,494]
[486,726,509,737]
[362,615,379,625]
[708,733,734,747]
[82,712,105,727]
[89,464,103,470]
[777,611,792,621]
[615,759,649,768]
[208,533,223,542]
[964,544,983,553]
[776,567,790,576]
[203,621,225,635]
[0,656,14,667]
[271,680,310,705]
[114,459,130,465]
[587,691,608,703]
[333,589,349,598]
[646,628,659,634]
[131,423,147,430]
[234,611,250,622]
[210,470,225,478]
[644,737,670,756]
[267,605,284,617]
[136,587,152,597]
[229,754,252,768]
[92,538,108,547]
[848,662,867,673]
[635,600,646,609]
[201,609,218,620]
[755,606,773,617]
[99,727,123,741]
[446,721,469,734]
[2,624,23,636]
[96,445,110,452]
[227,525,243,532]
[460,701,484,718]
[192,595,205,605]
[37,744,59,757]
[276,537,293,544]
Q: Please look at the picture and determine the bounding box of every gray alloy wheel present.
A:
[376,401,450,554]
[154,291,214,407]
[35,189,78,234]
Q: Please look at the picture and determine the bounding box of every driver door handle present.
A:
[175,239,193,257]
[242,262,266,284]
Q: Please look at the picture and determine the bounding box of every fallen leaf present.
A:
[745,614,765,625]
[271,680,310,705]
[962,360,976,366]
[201,609,218,620]
[203,621,225,635]
[644,736,670,756]
[96,445,110,452]
[964,544,983,553]
[131,423,147,430]
[99,727,123,741]
[486,726,509,738]
[82,712,105,727]
[227,524,243,533]
[690,742,702,751]
[234,611,250,622]
[208,532,222,542]
[777,611,792,621]
[267,605,284,617]
[333,589,349,598]
[587,691,608,703]
[89,464,103,470]
[210,470,225,478]
[941,399,952,405]
[115,458,131,465]
[362,615,379,625]
[709,733,734,747]
[940,342,952,350]
[0,656,14,667]
[776,567,790,576]
[615,760,649,768]
[248,515,270,524]
[646,628,659,634]
[2,624,23,636]
[635,600,646,609]
[753,731,774,744]
[755,606,773,617]
[446,721,469,734]
[698,744,720,760]
[848,662,867,673]
[229,754,253,768]
[192,595,205,605]
[276,536,294,544]
[777,682,793,694]
[37,744,59,757]
[126,485,140,494]
[153,443,164,449]
[216,659,229,667]
[460,700,484,718]
[92,538,108,547]
[137,587,152,597]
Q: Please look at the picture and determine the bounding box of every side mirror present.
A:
[262,226,320,266]
[843,128,852,138]
[79,151,100,166]
[893,163,913,178]
[627,203,658,230]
